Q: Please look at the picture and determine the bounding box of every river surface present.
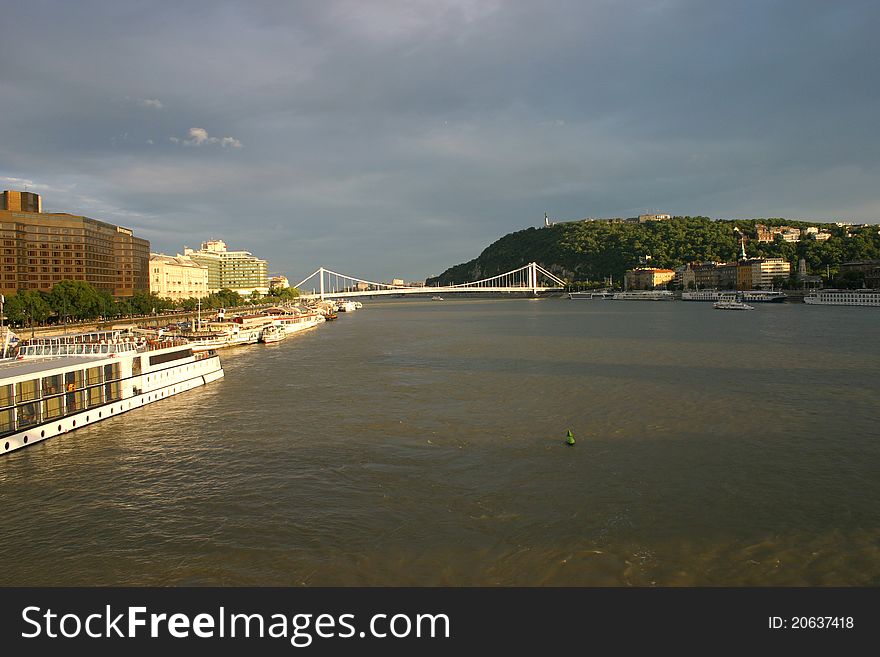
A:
[1,297,878,586]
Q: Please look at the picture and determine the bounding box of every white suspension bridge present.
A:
[293,262,566,300]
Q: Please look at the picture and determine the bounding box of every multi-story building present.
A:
[0,190,149,297]
[717,262,739,289]
[637,213,672,223]
[737,258,791,289]
[802,226,832,242]
[184,239,269,296]
[756,224,801,243]
[839,260,880,288]
[269,275,290,291]
[688,262,721,289]
[1,190,42,213]
[149,254,210,301]
[681,261,739,290]
[625,267,675,290]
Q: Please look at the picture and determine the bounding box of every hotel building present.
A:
[0,190,149,297]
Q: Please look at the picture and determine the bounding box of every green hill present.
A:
[427,216,880,286]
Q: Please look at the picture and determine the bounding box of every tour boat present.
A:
[260,306,325,334]
[568,291,612,300]
[713,294,754,310]
[611,291,674,301]
[1,329,224,456]
[260,324,286,344]
[682,290,786,303]
[804,289,880,306]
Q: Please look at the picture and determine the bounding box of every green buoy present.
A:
[565,429,575,446]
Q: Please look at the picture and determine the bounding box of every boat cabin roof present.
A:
[0,354,111,380]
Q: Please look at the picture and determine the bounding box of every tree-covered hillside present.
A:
[427,217,880,286]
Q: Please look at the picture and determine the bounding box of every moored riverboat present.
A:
[804,289,880,306]
[612,291,674,301]
[1,329,224,456]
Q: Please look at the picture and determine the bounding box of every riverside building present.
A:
[736,258,791,290]
[149,254,210,301]
[624,267,675,290]
[0,190,149,297]
[183,240,269,296]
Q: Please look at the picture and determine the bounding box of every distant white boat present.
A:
[713,294,754,310]
[568,291,612,300]
[612,291,674,301]
[260,324,286,344]
[431,296,445,301]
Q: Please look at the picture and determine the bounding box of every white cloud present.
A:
[186,127,210,145]
[139,98,164,109]
[171,127,243,148]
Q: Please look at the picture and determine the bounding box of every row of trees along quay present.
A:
[1,280,301,334]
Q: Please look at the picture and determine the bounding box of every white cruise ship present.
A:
[682,290,786,303]
[804,289,880,306]
[1,329,223,456]
[611,291,674,301]
[260,306,325,334]
[568,291,613,300]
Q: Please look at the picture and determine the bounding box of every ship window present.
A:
[132,357,142,376]
[42,374,63,397]
[86,367,102,386]
[104,363,120,381]
[0,409,14,433]
[0,384,12,408]
[44,395,63,420]
[149,348,193,366]
[88,386,102,407]
[15,379,40,403]
[17,402,40,428]
[3,442,7,450]
[104,381,121,403]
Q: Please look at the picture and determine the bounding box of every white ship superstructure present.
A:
[1,330,223,456]
[612,291,674,301]
[804,289,880,306]
[682,290,786,302]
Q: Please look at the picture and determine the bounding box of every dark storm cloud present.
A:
[1,0,877,280]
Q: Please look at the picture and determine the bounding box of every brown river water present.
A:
[1,297,878,586]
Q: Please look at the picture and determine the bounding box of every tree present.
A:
[5,290,52,334]
[47,280,104,322]
[268,287,300,301]
[128,290,172,316]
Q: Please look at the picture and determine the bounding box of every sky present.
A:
[1,0,878,282]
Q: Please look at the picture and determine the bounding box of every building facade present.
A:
[0,190,149,297]
[1,190,42,213]
[150,254,210,301]
[269,275,290,291]
[625,267,675,290]
[184,239,269,296]
[839,259,880,288]
[737,258,791,289]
